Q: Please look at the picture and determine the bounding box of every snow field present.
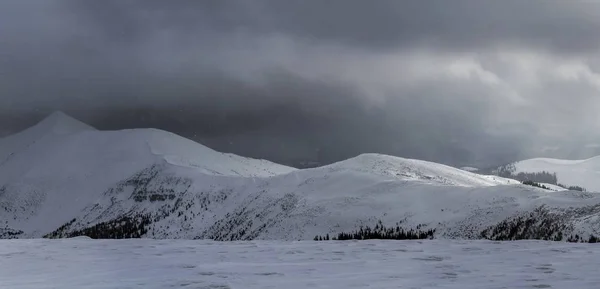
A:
[1,239,600,289]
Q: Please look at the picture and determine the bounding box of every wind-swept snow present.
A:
[3,239,600,289]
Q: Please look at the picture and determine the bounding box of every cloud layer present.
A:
[2,1,600,167]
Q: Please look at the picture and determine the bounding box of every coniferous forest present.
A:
[44,214,152,239]
[314,221,435,241]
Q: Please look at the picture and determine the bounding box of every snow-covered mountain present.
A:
[0,112,295,237]
[507,156,600,192]
[3,112,600,242]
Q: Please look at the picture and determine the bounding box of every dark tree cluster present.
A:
[553,183,588,192]
[43,218,77,238]
[565,233,599,243]
[495,164,558,185]
[480,207,566,241]
[566,186,587,192]
[0,227,24,239]
[314,234,331,241]
[495,164,589,191]
[314,221,435,241]
[61,214,152,239]
[514,171,557,185]
[521,180,550,190]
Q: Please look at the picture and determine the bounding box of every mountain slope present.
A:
[0,111,95,165]
[3,112,600,242]
[0,112,296,237]
[513,156,600,192]
[37,155,600,242]
[322,153,518,187]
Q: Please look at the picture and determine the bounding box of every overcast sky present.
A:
[2,0,600,167]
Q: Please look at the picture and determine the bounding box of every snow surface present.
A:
[322,154,518,187]
[514,156,600,192]
[460,166,479,172]
[2,238,600,289]
[539,183,568,192]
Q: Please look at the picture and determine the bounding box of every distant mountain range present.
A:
[2,112,600,243]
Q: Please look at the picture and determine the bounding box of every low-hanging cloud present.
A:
[2,0,600,167]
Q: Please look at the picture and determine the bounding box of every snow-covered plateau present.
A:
[3,112,600,242]
[2,238,600,289]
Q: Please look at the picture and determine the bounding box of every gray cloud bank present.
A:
[2,0,600,167]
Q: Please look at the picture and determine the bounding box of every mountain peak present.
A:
[45,110,72,120]
[36,111,96,134]
[0,111,95,164]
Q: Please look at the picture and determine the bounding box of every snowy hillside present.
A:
[512,156,600,192]
[0,112,295,237]
[3,112,600,243]
[322,154,517,187]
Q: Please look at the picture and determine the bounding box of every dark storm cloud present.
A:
[67,0,600,53]
[2,0,600,167]
[250,0,600,53]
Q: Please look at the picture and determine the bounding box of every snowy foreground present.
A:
[2,239,600,289]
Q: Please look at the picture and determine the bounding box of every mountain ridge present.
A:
[3,112,600,242]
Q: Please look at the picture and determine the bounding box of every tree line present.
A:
[314,221,435,241]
